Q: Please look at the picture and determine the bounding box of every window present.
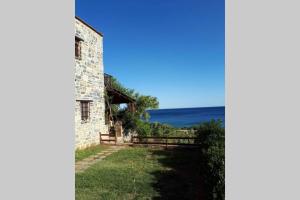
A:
[80,101,90,121]
[75,37,81,59]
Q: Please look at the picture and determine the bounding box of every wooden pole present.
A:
[166,136,168,149]
[99,132,102,144]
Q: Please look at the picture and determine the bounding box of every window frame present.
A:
[80,100,91,122]
[75,36,83,60]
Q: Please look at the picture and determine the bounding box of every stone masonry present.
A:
[75,17,107,149]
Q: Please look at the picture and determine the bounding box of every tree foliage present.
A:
[195,119,225,200]
[107,76,159,135]
[136,95,159,121]
[110,77,136,99]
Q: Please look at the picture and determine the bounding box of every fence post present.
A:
[166,136,168,149]
[99,132,102,144]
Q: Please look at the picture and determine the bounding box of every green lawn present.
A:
[75,145,109,162]
[75,147,204,200]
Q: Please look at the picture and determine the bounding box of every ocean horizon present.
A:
[147,106,225,128]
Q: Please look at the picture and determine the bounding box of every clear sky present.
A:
[76,0,224,109]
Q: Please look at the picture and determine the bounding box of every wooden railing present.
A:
[132,136,201,147]
[99,133,117,144]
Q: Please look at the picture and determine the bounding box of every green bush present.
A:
[136,120,152,136]
[195,119,225,200]
[134,121,176,137]
[118,111,139,135]
[150,122,175,136]
[119,108,177,137]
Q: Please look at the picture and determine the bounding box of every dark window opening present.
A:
[75,37,81,59]
[80,101,90,121]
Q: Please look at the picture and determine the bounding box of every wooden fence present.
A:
[132,136,201,147]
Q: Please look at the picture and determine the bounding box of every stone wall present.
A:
[75,18,107,149]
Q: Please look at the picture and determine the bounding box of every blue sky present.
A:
[76,0,224,109]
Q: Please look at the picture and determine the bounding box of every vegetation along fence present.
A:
[132,136,201,146]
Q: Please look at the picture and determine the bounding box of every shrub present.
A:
[150,122,175,136]
[118,111,139,135]
[195,119,225,200]
[133,121,176,137]
[136,120,152,136]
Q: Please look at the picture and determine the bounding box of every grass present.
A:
[75,145,109,162]
[75,147,204,200]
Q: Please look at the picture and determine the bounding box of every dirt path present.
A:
[75,145,126,173]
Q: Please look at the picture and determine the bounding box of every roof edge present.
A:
[75,16,103,37]
[107,88,136,103]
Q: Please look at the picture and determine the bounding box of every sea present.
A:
[147,106,225,128]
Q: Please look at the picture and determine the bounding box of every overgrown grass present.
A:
[75,145,109,162]
[75,147,204,200]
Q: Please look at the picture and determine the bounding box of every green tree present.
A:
[119,94,159,135]
[107,76,159,136]
[135,95,159,121]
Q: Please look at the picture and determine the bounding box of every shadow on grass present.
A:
[150,146,205,200]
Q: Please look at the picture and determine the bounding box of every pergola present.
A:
[101,73,137,143]
[104,73,136,113]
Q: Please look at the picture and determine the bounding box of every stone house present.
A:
[75,16,107,149]
[75,16,136,150]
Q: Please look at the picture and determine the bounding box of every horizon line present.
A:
[148,105,225,110]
